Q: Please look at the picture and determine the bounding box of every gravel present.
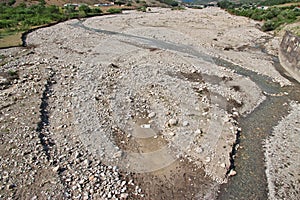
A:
[264,101,300,200]
[0,7,293,199]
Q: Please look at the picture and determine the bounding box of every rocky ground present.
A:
[264,101,300,200]
[0,7,298,200]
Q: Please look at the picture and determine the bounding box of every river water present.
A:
[216,56,300,199]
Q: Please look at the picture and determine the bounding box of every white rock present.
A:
[120,193,128,199]
[53,165,60,172]
[113,151,123,158]
[148,112,156,118]
[169,132,175,136]
[204,157,210,163]
[168,118,178,126]
[141,124,151,129]
[228,169,237,176]
[182,121,189,127]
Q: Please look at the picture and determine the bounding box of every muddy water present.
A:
[216,57,300,199]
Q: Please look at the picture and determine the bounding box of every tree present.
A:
[79,5,91,15]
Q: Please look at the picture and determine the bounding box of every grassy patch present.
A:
[0,2,104,48]
[0,30,23,48]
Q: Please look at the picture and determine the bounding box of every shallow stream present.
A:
[216,56,300,199]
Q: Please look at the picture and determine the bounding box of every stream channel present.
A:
[71,20,300,199]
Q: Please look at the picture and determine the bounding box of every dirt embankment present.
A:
[0,7,295,200]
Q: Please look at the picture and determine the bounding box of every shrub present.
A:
[262,20,277,31]
[137,6,147,12]
[107,8,122,14]
[79,5,91,14]
[92,8,102,14]
[171,6,186,11]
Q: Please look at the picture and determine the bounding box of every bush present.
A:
[79,5,91,14]
[262,20,277,31]
[171,6,186,10]
[92,8,102,14]
[137,6,147,12]
[107,8,122,14]
[227,4,300,32]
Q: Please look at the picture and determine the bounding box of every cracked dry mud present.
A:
[0,7,298,200]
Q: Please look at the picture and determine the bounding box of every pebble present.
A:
[148,112,156,118]
[169,132,176,136]
[168,118,178,126]
[53,165,60,172]
[120,193,129,199]
[228,169,237,176]
[141,124,151,129]
[204,157,211,163]
[182,121,189,127]
[113,151,123,158]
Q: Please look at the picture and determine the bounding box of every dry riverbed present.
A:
[0,7,298,199]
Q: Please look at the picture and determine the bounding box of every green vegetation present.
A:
[158,0,179,7]
[218,0,300,31]
[137,6,147,12]
[233,0,300,6]
[259,0,300,6]
[230,6,300,31]
[219,0,300,9]
[0,0,103,46]
[171,6,186,10]
[8,70,17,77]
[107,8,122,14]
